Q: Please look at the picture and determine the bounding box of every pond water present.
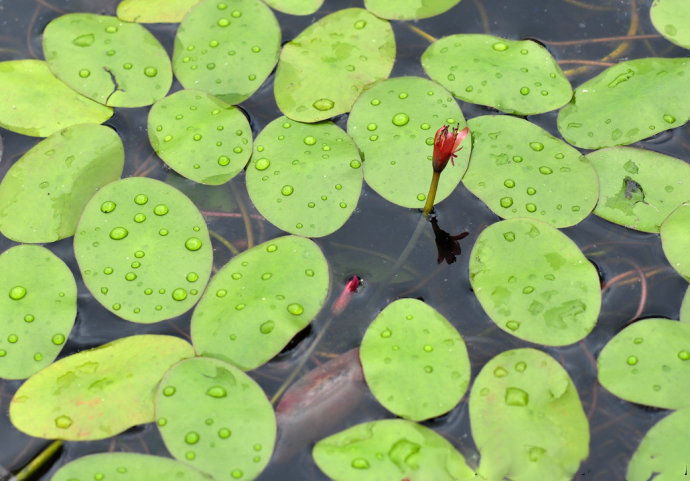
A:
[0,0,688,479]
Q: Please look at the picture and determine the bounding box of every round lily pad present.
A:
[359,298,470,421]
[312,419,475,481]
[155,357,276,481]
[422,34,572,115]
[364,0,461,20]
[43,13,172,107]
[557,58,690,149]
[148,90,252,185]
[464,115,598,227]
[586,147,690,233]
[347,76,470,209]
[681,286,690,323]
[74,177,213,323]
[246,117,362,237]
[651,0,690,50]
[660,203,690,280]
[0,60,113,137]
[0,124,124,243]
[597,318,690,409]
[469,348,589,481]
[0,245,76,380]
[172,0,281,105]
[10,334,194,440]
[262,0,322,15]
[469,218,601,346]
[192,235,329,370]
[117,0,202,23]
[53,453,212,481]
[274,8,395,123]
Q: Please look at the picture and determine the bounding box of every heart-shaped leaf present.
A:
[660,203,690,280]
[117,0,202,23]
[650,0,690,50]
[364,0,461,20]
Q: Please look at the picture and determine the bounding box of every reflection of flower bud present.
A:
[432,125,470,173]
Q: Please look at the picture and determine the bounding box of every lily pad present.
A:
[262,0,323,15]
[681,287,690,323]
[359,298,470,421]
[74,177,213,323]
[597,318,690,409]
[155,357,276,481]
[52,453,212,481]
[469,218,601,345]
[364,0,461,20]
[422,34,572,115]
[0,124,124,243]
[172,0,281,105]
[627,408,690,481]
[660,203,690,280]
[148,90,252,185]
[0,245,76,380]
[464,115,598,227]
[0,60,113,137]
[117,0,202,23]
[347,76,470,209]
[10,334,194,440]
[557,58,690,149]
[192,235,329,370]
[312,419,475,481]
[274,8,395,123]
[469,348,589,481]
[246,117,362,237]
[651,0,690,50]
[43,13,172,107]
[586,147,690,233]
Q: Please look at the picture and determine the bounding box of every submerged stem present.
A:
[423,171,441,216]
[15,440,62,481]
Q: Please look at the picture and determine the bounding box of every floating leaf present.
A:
[557,58,690,149]
[192,235,329,370]
[10,335,194,440]
[597,318,690,409]
[43,13,172,107]
[464,115,597,227]
[0,245,76,380]
[469,348,589,481]
[364,0,461,20]
[148,90,252,185]
[246,117,362,236]
[0,60,112,137]
[681,287,690,323]
[587,147,690,233]
[117,0,202,23]
[262,0,323,15]
[469,218,600,345]
[650,0,690,50]
[422,34,572,115]
[155,357,276,481]
[52,453,212,481]
[274,8,395,123]
[359,298,470,421]
[347,76,470,209]
[0,124,124,243]
[74,177,212,323]
[173,0,281,104]
[660,203,690,280]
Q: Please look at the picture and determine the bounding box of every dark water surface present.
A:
[0,0,689,479]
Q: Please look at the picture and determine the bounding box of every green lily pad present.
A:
[359,298,470,421]
[364,0,461,20]
[422,35,572,115]
[627,408,690,481]
[148,90,252,185]
[10,334,194,440]
[597,318,690,409]
[172,0,281,105]
[651,0,690,50]
[74,177,212,323]
[274,8,395,123]
[155,357,276,481]
[681,286,690,323]
[246,117,362,237]
[469,348,589,481]
[586,147,690,233]
[117,0,202,23]
[0,124,124,243]
[0,60,113,137]
[192,235,329,370]
[464,115,598,227]
[347,76,470,209]
[557,58,690,149]
[262,0,323,15]
[660,203,690,280]
[312,419,475,481]
[469,218,601,345]
[0,245,76,380]
[43,13,172,107]
[52,453,212,481]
